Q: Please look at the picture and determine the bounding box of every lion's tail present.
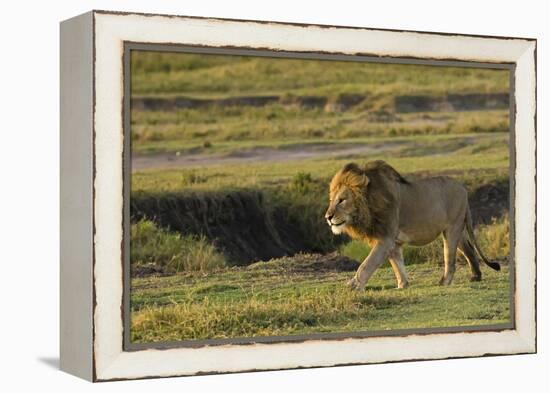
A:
[464,207,501,271]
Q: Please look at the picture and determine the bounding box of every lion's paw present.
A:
[439,276,453,286]
[346,277,364,291]
[397,281,409,289]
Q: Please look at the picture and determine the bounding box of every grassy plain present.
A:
[129,51,512,343]
[131,256,510,343]
[132,132,509,193]
[131,52,508,98]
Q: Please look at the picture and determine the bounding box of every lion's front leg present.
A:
[347,239,394,291]
[346,276,361,290]
[388,246,409,289]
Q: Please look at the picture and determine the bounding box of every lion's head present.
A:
[324,160,408,241]
[325,163,369,235]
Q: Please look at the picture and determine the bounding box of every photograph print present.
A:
[126,48,512,346]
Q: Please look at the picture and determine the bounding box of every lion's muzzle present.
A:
[325,210,347,234]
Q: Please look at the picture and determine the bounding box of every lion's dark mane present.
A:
[343,160,409,241]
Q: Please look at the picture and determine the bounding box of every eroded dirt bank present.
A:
[132,92,509,113]
[131,180,509,267]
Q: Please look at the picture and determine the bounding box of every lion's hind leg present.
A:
[440,221,464,286]
[389,246,409,289]
[458,235,482,282]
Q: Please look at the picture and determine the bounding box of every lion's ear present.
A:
[348,173,369,189]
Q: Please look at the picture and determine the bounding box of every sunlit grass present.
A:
[131,108,509,155]
[131,52,509,98]
[128,51,512,344]
[130,258,510,342]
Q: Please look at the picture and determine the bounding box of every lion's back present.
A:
[404,175,467,207]
[399,175,469,234]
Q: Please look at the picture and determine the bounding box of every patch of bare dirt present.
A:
[395,93,509,113]
[247,252,360,272]
[131,263,167,278]
[132,141,408,171]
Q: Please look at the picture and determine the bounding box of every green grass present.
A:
[131,219,226,273]
[128,50,512,344]
[131,52,509,98]
[131,107,509,155]
[130,257,510,342]
[478,213,510,260]
[128,141,511,342]
[130,51,510,155]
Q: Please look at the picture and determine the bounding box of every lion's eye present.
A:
[338,198,345,205]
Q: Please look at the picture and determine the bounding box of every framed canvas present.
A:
[60,10,537,382]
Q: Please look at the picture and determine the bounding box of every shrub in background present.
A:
[131,219,226,272]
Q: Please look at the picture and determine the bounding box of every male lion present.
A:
[325,160,500,290]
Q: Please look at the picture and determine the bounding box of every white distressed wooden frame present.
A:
[60,10,536,382]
